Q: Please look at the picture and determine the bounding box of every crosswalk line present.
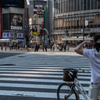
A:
[0,66,91,100]
[0,73,91,79]
[0,90,57,99]
[0,77,91,84]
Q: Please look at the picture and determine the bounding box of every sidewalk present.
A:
[0,47,75,53]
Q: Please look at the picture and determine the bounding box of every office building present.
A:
[54,0,100,45]
[0,0,25,42]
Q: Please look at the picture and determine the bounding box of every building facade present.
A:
[54,0,100,45]
[0,0,25,42]
[28,0,47,44]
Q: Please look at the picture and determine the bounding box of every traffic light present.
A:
[42,32,45,35]
[40,29,45,36]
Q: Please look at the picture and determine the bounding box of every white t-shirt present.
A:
[83,49,100,83]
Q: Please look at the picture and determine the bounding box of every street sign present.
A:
[85,20,88,26]
[31,32,39,36]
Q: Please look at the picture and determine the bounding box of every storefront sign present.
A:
[10,14,23,30]
[2,32,13,39]
[3,32,23,39]
[17,33,23,38]
[11,26,22,30]
[64,16,95,22]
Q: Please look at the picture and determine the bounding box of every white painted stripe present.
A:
[0,68,62,72]
[0,90,57,98]
[0,83,58,89]
[0,70,62,74]
[0,78,91,84]
[0,67,91,70]
[0,66,64,69]
[0,89,87,99]
[0,70,91,76]
[0,82,89,91]
[0,66,91,71]
[78,73,91,75]
[0,77,63,83]
[0,89,89,99]
[0,73,91,79]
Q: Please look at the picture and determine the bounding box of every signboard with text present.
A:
[0,0,24,8]
[3,32,13,39]
[17,33,23,38]
[31,25,39,36]
[10,14,23,30]
[2,13,23,31]
[34,1,46,15]
[3,32,23,39]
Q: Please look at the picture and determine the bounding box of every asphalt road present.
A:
[0,52,23,59]
[0,52,91,100]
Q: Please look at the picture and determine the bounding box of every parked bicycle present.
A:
[57,68,100,100]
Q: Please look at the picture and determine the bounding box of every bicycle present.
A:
[57,68,100,100]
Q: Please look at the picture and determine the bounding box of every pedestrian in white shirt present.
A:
[74,35,100,100]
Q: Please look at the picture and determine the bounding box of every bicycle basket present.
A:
[63,68,78,81]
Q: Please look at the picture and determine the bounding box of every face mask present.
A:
[94,43,100,52]
[95,43,100,48]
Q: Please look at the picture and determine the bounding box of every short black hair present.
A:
[94,35,100,42]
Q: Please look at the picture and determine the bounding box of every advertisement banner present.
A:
[0,8,1,38]
[3,32,13,39]
[17,33,23,38]
[31,25,39,36]
[10,14,23,30]
[34,1,46,15]
[3,32,23,39]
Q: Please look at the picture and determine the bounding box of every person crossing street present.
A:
[75,35,100,100]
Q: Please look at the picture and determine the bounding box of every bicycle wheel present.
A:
[57,83,79,100]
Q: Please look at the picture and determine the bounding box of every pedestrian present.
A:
[74,35,100,100]
[67,44,69,51]
[9,40,13,51]
[1,42,4,51]
[44,44,47,52]
[44,41,48,52]
[5,42,7,51]
[50,41,53,51]
[25,43,30,51]
[35,42,39,52]
[63,43,66,51]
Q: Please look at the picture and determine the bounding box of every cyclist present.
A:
[74,35,100,100]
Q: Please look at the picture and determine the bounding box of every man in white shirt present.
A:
[74,35,100,100]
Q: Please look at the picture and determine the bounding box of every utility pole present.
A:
[43,5,46,51]
[83,1,85,41]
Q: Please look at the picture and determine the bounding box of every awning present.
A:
[0,39,10,42]
[61,37,93,41]
[53,32,65,35]
[17,38,25,41]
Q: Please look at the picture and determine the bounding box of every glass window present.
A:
[87,0,90,10]
[98,0,100,9]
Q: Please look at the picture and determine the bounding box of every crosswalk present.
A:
[0,65,91,100]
